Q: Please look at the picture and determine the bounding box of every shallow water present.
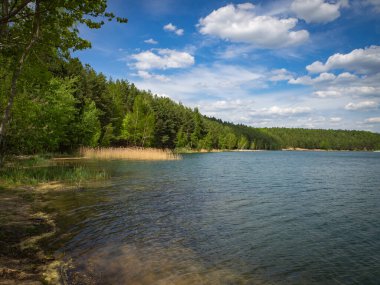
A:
[46,151,380,284]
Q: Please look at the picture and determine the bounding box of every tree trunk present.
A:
[0,0,40,166]
[134,107,139,146]
[0,0,8,39]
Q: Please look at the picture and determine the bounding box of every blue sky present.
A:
[75,0,380,132]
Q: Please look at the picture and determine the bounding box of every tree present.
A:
[237,135,249,149]
[77,100,102,147]
[190,108,205,149]
[0,0,127,165]
[175,127,188,148]
[5,77,77,153]
[152,97,179,149]
[120,95,155,147]
[226,133,237,149]
[101,123,114,147]
[199,132,213,151]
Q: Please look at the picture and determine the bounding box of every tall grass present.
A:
[80,147,182,161]
[0,156,107,187]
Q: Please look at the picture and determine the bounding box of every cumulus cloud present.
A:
[306,46,380,74]
[291,0,349,24]
[197,3,309,48]
[201,99,255,113]
[270,69,294,81]
[252,106,312,116]
[291,46,380,105]
[133,63,266,106]
[137,70,170,82]
[336,72,358,81]
[312,86,380,98]
[330,117,342,123]
[144,38,158,44]
[344,86,380,97]
[289,72,336,85]
[345,101,379,110]
[365,117,380,123]
[313,90,342,98]
[132,49,194,70]
[164,23,184,36]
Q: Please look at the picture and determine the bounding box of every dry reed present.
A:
[80,147,182,161]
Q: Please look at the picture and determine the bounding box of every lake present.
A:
[45,151,380,284]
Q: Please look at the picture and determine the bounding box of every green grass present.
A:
[0,156,108,188]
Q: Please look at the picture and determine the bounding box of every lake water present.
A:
[46,151,380,284]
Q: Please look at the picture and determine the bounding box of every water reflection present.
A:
[63,244,256,285]
[45,152,380,285]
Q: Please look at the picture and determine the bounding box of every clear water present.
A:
[47,151,380,284]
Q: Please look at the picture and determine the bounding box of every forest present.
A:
[2,56,380,156]
[1,0,380,162]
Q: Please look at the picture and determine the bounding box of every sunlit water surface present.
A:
[45,151,380,284]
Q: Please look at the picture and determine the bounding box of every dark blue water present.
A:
[50,151,380,284]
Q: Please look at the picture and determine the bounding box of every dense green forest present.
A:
[1,1,380,161]
[1,56,380,155]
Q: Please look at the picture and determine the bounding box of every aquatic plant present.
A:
[0,156,107,187]
[80,147,182,161]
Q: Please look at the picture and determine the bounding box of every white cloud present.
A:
[289,72,336,85]
[290,46,380,108]
[163,23,184,36]
[291,0,348,24]
[131,49,194,70]
[133,63,265,104]
[252,106,312,116]
[144,38,158,44]
[315,72,337,82]
[312,86,380,98]
[163,23,176,31]
[175,29,184,36]
[336,72,358,81]
[313,90,342,98]
[289,76,313,85]
[306,46,380,74]
[198,3,309,48]
[137,70,170,82]
[345,101,379,110]
[201,99,255,112]
[270,69,294,81]
[137,70,152,79]
[237,3,256,10]
[330,117,342,123]
[365,117,380,123]
[343,86,380,97]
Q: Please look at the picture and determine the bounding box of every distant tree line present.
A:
[1,56,380,155]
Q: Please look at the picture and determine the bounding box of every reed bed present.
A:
[80,147,182,161]
[0,159,107,187]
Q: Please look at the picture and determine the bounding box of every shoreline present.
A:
[0,154,112,284]
[178,148,378,153]
[0,178,110,284]
[0,186,62,284]
[280,148,378,152]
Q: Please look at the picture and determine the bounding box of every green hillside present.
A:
[2,57,380,156]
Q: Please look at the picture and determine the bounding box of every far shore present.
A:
[179,148,378,153]
[281,148,378,152]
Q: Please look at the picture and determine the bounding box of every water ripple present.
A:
[48,152,380,284]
